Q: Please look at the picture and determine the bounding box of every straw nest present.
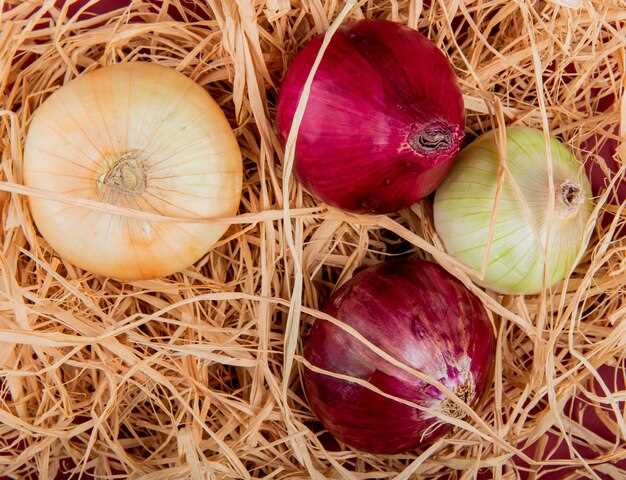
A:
[1,0,625,479]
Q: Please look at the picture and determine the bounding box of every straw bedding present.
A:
[0,0,624,478]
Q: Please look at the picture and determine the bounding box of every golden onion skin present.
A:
[434,126,592,295]
[24,63,242,280]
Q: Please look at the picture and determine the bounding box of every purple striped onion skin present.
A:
[277,20,464,214]
[303,258,494,453]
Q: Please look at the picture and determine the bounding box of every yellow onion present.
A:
[434,126,592,295]
[23,63,242,280]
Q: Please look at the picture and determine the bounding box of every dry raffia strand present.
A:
[0,1,625,479]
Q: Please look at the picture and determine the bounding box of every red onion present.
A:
[303,258,494,453]
[277,20,464,214]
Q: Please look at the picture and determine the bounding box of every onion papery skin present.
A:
[277,19,464,214]
[434,127,593,295]
[24,63,242,280]
[303,258,494,454]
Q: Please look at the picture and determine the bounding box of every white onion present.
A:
[434,126,592,295]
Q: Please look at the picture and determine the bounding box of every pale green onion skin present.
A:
[434,126,593,295]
